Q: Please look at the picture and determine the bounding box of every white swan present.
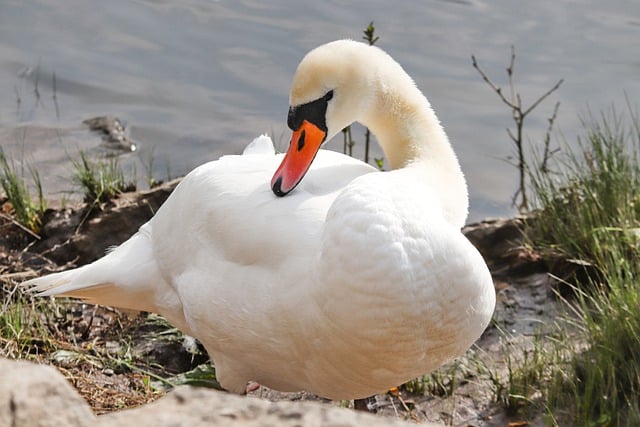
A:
[24,40,495,400]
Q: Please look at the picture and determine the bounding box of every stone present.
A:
[100,386,436,427]
[0,358,96,427]
[0,358,441,427]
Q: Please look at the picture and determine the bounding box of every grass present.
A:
[564,271,640,426]
[402,358,466,398]
[71,151,135,206]
[529,109,640,266]
[407,107,640,425]
[474,327,569,424]
[0,148,46,234]
[528,107,640,425]
[0,282,59,359]
[0,278,170,412]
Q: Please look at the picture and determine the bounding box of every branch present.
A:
[471,55,518,110]
[0,212,41,240]
[507,45,516,103]
[540,101,561,173]
[511,186,522,208]
[472,46,563,213]
[523,78,564,117]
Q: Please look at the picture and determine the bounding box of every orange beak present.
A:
[271,120,327,196]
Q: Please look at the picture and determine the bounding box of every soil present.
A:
[0,184,569,426]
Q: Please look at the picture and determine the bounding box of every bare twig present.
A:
[342,127,347,154]
[524,79,564,117]
[14,85,21,114]
[52,72,60,119]
[0,212,41,240]
[364,129,371,164]
[540,101,561,173]
[507,46,516,103]
[511,186,522,210]
[472,47,563,211]
[33,63,42,107]
[362,22,380,164]
[471,55,514,108]
[342,126,355,156]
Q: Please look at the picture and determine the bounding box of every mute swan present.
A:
[24,40,495,400]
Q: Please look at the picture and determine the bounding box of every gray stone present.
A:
[0,358,441,427]
[0,358,96,427]
[100,386,434,427]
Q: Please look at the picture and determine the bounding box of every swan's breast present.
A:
[304,171,494,398]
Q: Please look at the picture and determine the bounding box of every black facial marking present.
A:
[288,90,334,132]
[297,130,306,151]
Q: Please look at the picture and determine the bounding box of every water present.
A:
[0,0,638,221]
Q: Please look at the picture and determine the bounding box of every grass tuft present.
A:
[72,151,135,206]
[529,108,640,266]
[403,359,466,398]
[529,107,640,425]
[0,148,46,234]
[0,283,59,359]
[470,326,569,424]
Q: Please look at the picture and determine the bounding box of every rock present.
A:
[83,116,137,151]
[463,217,546,276]
[0,358,96,427]
[0,358,441,427]
[100,386,435,427]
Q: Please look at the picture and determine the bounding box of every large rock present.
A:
[0,358,439,427]
[463,217,545,276]
[101,386,431,427]
[0,358,95,427]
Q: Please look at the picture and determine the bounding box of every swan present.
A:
[23,40,495,400]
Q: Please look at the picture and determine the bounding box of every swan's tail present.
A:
[23,224,174,316]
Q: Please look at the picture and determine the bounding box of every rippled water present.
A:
[1,0,639,221]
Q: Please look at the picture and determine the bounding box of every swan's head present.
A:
[271,40,382,196]
[270,40,468,227]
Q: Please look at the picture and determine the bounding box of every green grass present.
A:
[72,151,135,206]
[529,110,640,267]
[402,358,466,398]
[565,270,640,426]
[475,329,568,423]
[0,283,59,359]
[529,108,640,425]
[0,148,46,233]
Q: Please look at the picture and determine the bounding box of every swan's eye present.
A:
[288,90,334,132]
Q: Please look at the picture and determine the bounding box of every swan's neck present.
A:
[361,77,450,169]
[360,76,469,227]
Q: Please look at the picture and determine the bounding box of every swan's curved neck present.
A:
[359,70,469,227]
[361,76,452,170]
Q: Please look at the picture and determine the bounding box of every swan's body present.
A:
[24,40,495,400]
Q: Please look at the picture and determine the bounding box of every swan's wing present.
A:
[150,147,375,273]
[148,146,376,314]
[141,144,375,390]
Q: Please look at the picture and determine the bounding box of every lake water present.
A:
[0,0,639,221]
